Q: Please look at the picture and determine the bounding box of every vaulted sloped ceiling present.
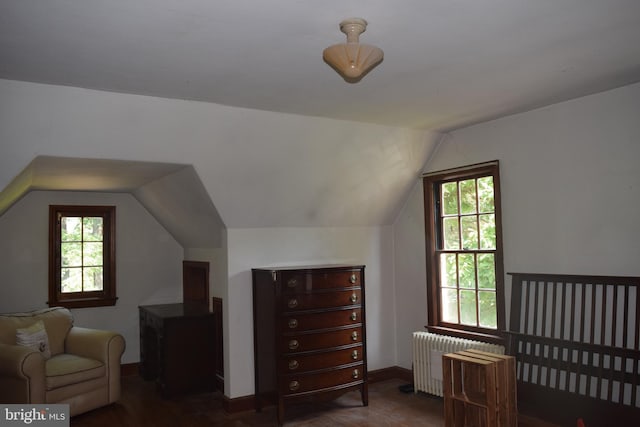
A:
[0,119,436,247]
[133,166,225,248]
[0,156,225,249]
[0,78,440,245]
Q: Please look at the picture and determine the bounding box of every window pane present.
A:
[440,254,457,288]
[477,176,494,213]
[83,217,103,242]
[458,253,476,289]
[83,242,103,266]
[61,267,82,293]
[460,290,477,326]
[441,182,458,215]
[61,242,82,267]
[479,214,496,249]
[479,291,497,328]
[477,253,496,290]
[442,217,460,250]
[441,288,459,323]
[459,179,477,215]
[61,217,82,241]
[461,216,478,249]
[83,267,104,291]
[424,162,503,337]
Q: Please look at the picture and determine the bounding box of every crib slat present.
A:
[524,280,531,336]
[636,284,640,351]
[600,282,608,347]
[570,281,577,342]
[612,284,619,348]
[533,279,540,337]
[622,285,628,349]
[578,283,585,344]
[589,284,596,345]
[631,358,638,408]
[560,281,567,342]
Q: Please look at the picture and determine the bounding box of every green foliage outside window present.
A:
[60,216,104,293]
[439,176,497,329]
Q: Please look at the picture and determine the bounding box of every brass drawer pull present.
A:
[351,331,358,341]
[288,339,299,350]
[288,360,299,370]
[350,311,357,321]
[350,293,358,303]
[352,369,359,379]
[289,380,300,391]
[351,350,359,360]
[349,274,357,284]
[288,318,298,329]
[287,298,299,309]
[287,278,298,288]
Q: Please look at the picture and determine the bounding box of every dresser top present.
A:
[252,264,365,273]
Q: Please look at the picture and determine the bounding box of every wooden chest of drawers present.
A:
[252,265,368,425]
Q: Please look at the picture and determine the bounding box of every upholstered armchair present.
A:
[0,307,125,416]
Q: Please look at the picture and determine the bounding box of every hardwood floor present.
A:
[70,376,560,426]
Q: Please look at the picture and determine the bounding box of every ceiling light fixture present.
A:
[323,18,384,83]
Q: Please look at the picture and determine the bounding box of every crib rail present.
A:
[507,272,640,426]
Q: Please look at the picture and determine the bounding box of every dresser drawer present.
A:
[279,345,363,373]
[282,308,361,332]
[281,327,362,353]
[281,271,361,294]
[281,363,364,396]
[282,289,361,311]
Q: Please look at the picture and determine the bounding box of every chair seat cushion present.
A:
[45,354,105,391]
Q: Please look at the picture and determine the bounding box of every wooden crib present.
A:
[506,273,640,426]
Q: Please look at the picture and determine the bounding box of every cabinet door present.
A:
[183,260,209,304]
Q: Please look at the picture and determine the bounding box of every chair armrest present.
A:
[0,343,44,377]
[0,343,46,403]
[65,327,125,364]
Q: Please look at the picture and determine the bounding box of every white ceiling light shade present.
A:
[323,18,384,83]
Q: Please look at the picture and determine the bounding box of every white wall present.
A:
[0,191,184,363]
[392,82,640,368]
[392,178,428,368]
[226,226,395,398]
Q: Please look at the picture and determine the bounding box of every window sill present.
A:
[48,297,118,309]
[425,325,505,346]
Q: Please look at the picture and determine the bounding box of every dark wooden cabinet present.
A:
[182,261,209,304]
[252,265,367,425]
[139,303,216,397]
[211,297,224,392]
